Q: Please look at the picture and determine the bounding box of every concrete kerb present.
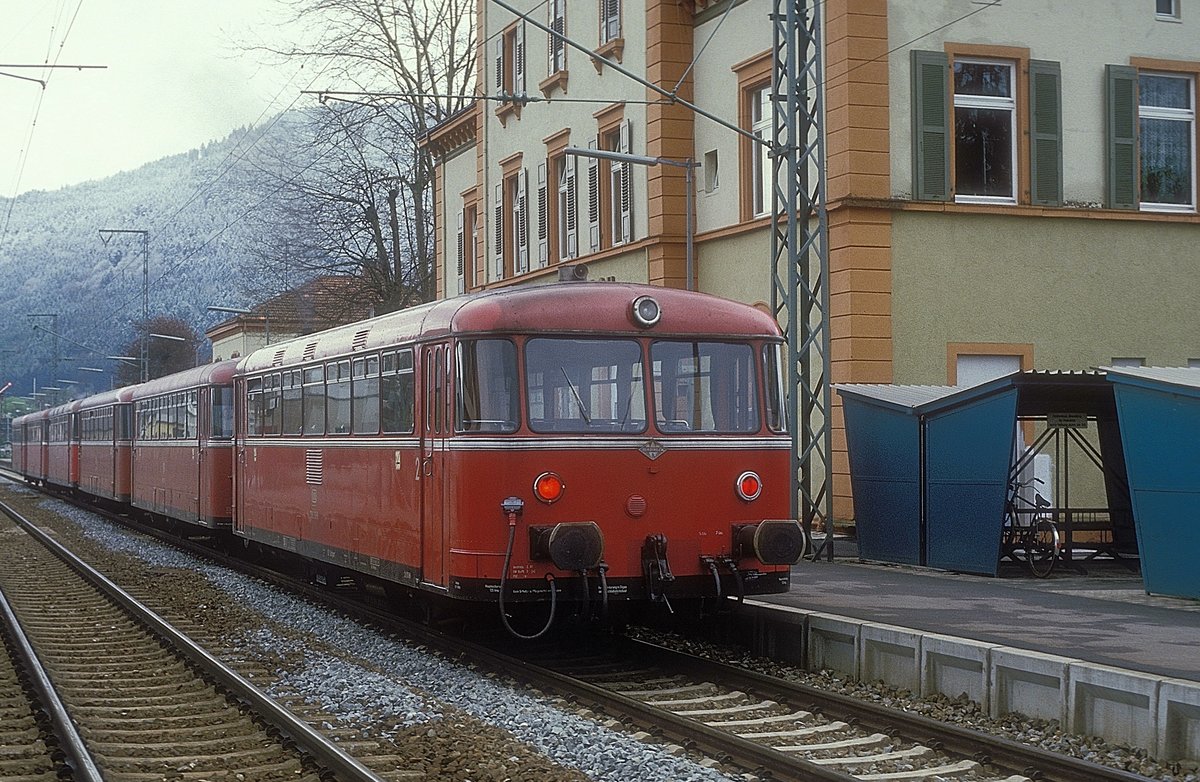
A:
[1158,678,1200,762]
[920,632,999,708]
[859,622,921,693]
[1067,661,1161,751]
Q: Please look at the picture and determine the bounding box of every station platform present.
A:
[761,541,1200,682]
[738,537,1200,760]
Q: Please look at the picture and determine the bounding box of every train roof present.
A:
[130,359,239,400]
[77,385,137,410]
[238,282,782,374]
[46,399,81,417]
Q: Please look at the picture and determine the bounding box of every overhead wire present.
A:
[1,0,86,247]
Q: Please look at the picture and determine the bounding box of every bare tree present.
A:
[116,316,201,385]
[245,0,476,314]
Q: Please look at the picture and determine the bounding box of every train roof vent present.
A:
[302,342,318,362]
[272,348,286,366]
[351,328,371,351]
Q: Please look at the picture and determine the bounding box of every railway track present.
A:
[0,606,64,782]
[0,477,1160,782]
[0,498,393,782]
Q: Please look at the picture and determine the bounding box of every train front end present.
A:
[446,284,805,632]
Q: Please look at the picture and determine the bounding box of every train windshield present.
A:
[457,339,519,432]
[525,338,647,433]
[651,341,760,433]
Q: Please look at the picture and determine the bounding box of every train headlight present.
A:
[533,471,565,504]
[630,295,661,328]
[735,471,762,501]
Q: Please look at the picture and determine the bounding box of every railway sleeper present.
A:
[775,732,890,753]
[705,708,814,726]
[737,720,850,740]
[810,744,933,766]
[855,759,984,780]
[672,698,778,716]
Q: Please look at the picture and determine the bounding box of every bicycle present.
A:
[1002,478,1061,578]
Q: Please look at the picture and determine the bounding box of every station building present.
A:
[425,0,1200,522]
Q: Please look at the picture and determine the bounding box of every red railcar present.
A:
[130,361,237,527]
[233,282,803,625]
[45,401,80,489]
[11,410,47,481]
[77,387,136,503]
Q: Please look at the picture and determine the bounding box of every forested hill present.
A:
[0,121,289,393]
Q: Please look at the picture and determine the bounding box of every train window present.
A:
[281,371,302,435]
[651,341,760,433]
[456,340,518,433]
[352,356,381,435]
[185,390,198,439]
[302,366,325,435]
[247,378,263,436]
[764,343,787,433]
[525,338,645,434]
[211,386,234,439]
[328,360,352,434]
[381,350,415,434]
[262,373,282,436]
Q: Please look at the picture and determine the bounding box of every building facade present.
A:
[426,0,1200,521]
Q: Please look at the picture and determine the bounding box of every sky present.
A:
[0,0,310,196]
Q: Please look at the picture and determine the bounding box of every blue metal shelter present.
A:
[837,378,1018,575]
[1106,367,1200,599]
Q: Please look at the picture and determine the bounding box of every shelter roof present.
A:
[1102,366,1200,398]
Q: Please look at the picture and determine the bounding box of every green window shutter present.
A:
[1106,64,1138,209]
[1029,60,1063,206]
[911,50,950,201]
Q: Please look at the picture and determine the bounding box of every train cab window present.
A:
[764,343,787,433]
[352,356,381,435]
[525,338,646,433]
[328,360,352,434]
[211,386,234,439]
[456,339,518,433]
[246,378,263,436]
[302,366,326,435]
[281,371,302,435]
[651,341,760,433]
[381,350,415,433]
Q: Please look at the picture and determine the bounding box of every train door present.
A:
[232,378,247,534]
[420,343,451,588]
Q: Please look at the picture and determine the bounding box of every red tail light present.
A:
[736,471,762,501]
[533,471,565,504]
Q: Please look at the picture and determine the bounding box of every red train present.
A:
[12,282,805,634]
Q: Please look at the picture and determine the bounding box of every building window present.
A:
[556,156,578,260]
[953,59,1016,203]
[548,0,566,74]
[1156,0,1181,19]
[603,122,632,246]
[750,86,771,216]
[1111,357,1146,367]
[1139,73,1195,210]
[912,49,1061,206]
[703,149,720,194]
[456,203,476,294]
[600,0,620,45]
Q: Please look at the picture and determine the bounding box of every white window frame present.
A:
[750,86,771,217]
[952,58,1017,205]
[548,0,566,74]
[1138,72,1196,213]
[1155,0,1181,20]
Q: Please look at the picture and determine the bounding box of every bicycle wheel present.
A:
[1024,518,1061,578]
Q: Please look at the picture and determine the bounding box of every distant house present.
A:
[206,276,378,361]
